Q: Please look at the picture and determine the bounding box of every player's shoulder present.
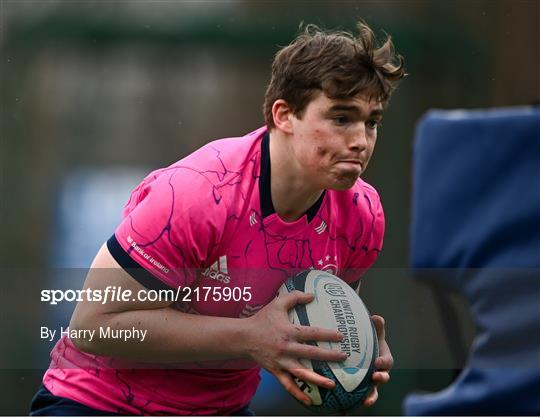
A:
[327,178,384,244]
[355,178,382,210]
[170,127,265,187]
[331,179,385,256]
[332,180,385,270]
[333,178,383,215]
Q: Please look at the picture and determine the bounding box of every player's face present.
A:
[290,92,383,190]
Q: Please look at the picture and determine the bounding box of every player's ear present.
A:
[272,99,294,134]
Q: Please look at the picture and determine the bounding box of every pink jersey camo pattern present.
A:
[44,126,385,415]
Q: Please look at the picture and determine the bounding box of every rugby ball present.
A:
[278,269,378,414]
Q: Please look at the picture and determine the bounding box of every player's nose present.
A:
[347,126,368,152]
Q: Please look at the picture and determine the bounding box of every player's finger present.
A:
[372,371,390,385]
[288,366,336,390]
[371,315,386,340]
[288,343,348,362]
[295,325,343,342]
[279,290,314,310]
[363,386,379,407]
[375,354,394,371]
[273,369,312,406]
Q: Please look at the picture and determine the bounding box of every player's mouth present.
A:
[336,160,363,170]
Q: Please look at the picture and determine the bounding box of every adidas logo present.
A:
[202,256,231,284]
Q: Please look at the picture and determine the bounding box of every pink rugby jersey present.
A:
[43,126,385,415]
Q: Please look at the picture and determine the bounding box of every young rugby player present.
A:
[31,21,405,415]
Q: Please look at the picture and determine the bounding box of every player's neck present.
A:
[268,131,324,223]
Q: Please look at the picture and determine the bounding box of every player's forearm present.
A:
[70,307,251,363]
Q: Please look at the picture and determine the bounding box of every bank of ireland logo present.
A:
[311,254,339,275]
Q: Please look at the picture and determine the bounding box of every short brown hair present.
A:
[263,21,406,128]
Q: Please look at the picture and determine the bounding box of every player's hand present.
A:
[363,314,393,407]
[244,290,347,406]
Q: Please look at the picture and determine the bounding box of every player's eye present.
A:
[366,119,382,130]
[332,115,350,125]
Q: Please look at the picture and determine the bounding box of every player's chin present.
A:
[327,172,361,190]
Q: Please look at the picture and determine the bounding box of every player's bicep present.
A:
[70,243,171,330]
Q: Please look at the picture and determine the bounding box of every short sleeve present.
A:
[341,187,385,285]
[110,167,227,289]
[361,191,385,268]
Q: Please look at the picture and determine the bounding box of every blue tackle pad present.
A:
[404,106,540,415]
